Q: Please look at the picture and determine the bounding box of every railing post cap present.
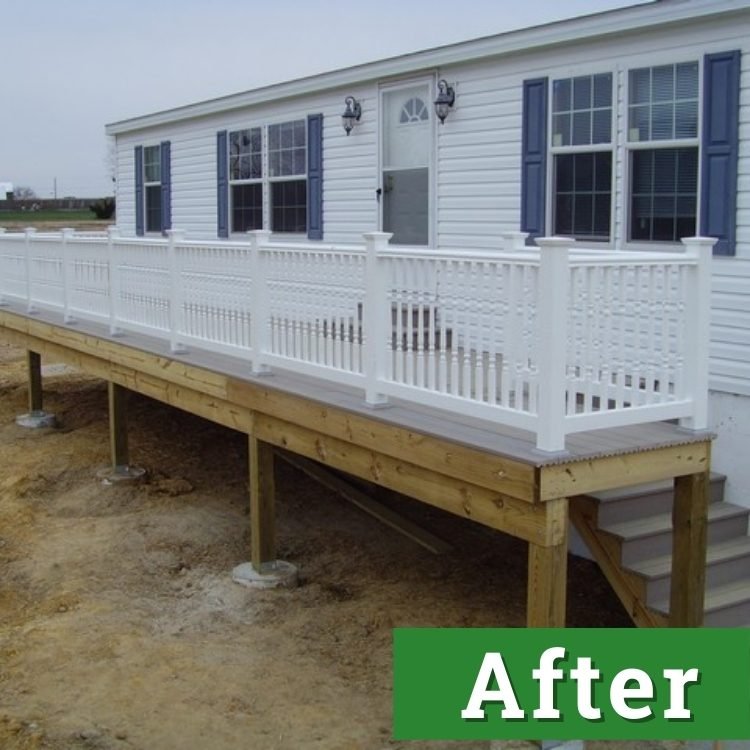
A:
[536,235,574,246]
[246,229,272,246]
[0,227,6,234]
[681,236,717,249]
[61,227,75,238]
[363,231,393,242]
[24,227,37,236]
[166,228,186,239]
[107,226,120,239]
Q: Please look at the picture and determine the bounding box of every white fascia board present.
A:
[105,0,749,136]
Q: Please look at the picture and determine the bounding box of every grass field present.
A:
[0,209,94,223]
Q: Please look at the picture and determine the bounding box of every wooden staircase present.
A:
[570,476,750,627]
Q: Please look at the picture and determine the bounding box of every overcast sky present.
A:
[2,0,652,199]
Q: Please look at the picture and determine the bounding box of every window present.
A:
[143,145,162,233]
[227,119,307,234]
[230,128,262,232]
[550,73,613,240]
[268,120,307,233]
[628,62,699,241]
[525,51,739,253]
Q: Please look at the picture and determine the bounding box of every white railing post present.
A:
[166,229,187,354]
[502,231,529,251]
[363,231,392,407]
[248,230,272,375]
[107,226,123,336]
[679,236,716,432]
[61,227,75,324]
[535,237,571,452]
[0,228,7,306]
[24,228,37,314]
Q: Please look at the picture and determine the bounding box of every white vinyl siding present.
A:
[112,11,750,397]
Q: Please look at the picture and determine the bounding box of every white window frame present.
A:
[228,127,264,234]
[547,71,615,244]
[228,118,308,237]
[142,143,162,234]
[544,55,706,250]
[622,56,703,249]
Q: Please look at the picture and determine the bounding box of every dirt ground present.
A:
[0,336,666,750]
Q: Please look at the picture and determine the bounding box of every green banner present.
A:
[393,628,750,740]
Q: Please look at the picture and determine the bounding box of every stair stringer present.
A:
[569,496,667,628]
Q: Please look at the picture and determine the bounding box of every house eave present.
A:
[105,0,748,136]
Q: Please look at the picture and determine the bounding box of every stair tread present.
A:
[652,579,750,615]
[602,501,749,541]
[589,473,725,503]
[629,537,750,579]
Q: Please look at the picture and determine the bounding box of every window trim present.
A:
[142,143,163,235]
[622,57,703,248]
[542,56,707,249]
[547,70,616,244]
[227,118,308,236]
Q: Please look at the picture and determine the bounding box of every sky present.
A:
[1,0,652,199]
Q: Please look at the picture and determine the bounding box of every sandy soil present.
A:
[0,337,646,749]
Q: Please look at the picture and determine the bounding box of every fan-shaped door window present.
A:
[399,97,429,124]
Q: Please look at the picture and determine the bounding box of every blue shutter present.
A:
[134,146,144,236]
[217,130,229,238]
[521,78,548,245]
[160,140,171,234]
[307,113,323,240]
[700,50,740,256]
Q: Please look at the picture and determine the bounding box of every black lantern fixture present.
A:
[434,79,455,124]
[342,96,362,135]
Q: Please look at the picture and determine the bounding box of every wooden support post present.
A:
[98,382,144,484]
[109,381,130,469]
[670,469,710,627]
[527,498,569,627]
[27,350,43,413]
[16,350,56,428]
[250,434,276,571]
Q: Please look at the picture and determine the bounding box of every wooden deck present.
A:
[0,301,713,627]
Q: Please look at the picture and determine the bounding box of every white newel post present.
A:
[0,228,7,306]
[363,231,392,407]
[248,230,272,375]
[24,228,36,313]
[680,236,715,432]
[107,226,122,336]
[535,237,571,452]
[61,228,75,324]
[166,229,187,354]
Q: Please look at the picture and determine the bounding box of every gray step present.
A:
[602,501,750,566]
[592,473,725,526]
[652,579,750,627]
[629,536,750,606]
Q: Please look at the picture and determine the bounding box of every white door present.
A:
[381,83,431,245]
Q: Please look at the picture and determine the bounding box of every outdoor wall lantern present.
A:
[434,79,455,124]
[342,96,362,135]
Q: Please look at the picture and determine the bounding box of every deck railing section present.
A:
[0,226,714,452]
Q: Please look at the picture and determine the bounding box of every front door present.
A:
[381,83,431,245]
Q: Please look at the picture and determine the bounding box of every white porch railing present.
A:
[0,226,714,452]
